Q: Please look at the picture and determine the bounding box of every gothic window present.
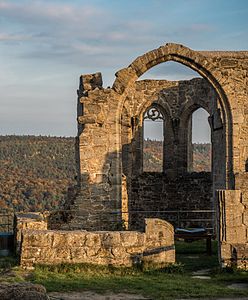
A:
[188,108,212,172]
[143,105,164,172]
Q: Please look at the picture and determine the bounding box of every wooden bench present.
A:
[175,231,212,255]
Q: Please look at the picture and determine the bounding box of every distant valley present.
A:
[0,136,211,212]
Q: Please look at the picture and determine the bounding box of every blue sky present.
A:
[0,0,248,140]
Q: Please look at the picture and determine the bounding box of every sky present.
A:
[144,108,210,143]
[0,0,248,141]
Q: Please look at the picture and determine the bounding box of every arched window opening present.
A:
[143,106,164,172]
[188,108,212,172]
[139,61,201,81]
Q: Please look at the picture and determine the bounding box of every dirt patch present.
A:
[227,283,248,290]
[48,291,149,300]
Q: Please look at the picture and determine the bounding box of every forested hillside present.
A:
[192,143,211,172]
[0,136,76,212]
[143,140,163,172]
[143,139,211,172]
[0,136,211,213]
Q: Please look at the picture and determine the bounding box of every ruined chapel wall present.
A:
[119,78,216,232]
[72,44,248,232]
[113,45,248,186]
[76,48,248,200]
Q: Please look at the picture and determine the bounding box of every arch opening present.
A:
[118,47,230,247]
[188,108,212,173]
[117,44,232,189]
[139,60,201,81]
[143,105,164,172]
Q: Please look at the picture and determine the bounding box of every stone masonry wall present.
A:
[217,190,248,269]
[129,172,213,230]
[19,218,175,269]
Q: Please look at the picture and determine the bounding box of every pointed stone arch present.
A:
[114,43,233,188]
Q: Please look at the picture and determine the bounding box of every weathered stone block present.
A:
[0,282,48,300]
[84,233,101,248]
[101,232,121,248]
[81,73,102,91]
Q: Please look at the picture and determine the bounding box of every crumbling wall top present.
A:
[80,72,103,91]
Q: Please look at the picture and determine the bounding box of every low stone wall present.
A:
[19,218,175,269]
[15,212,48,254]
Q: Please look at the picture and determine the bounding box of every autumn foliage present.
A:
[0,136,76,212]
[143,139,211,172]
[0,136,211,213]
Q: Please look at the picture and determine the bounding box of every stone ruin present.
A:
[16,213,174,269]
[17,43,248,269]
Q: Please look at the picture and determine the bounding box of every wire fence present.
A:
[114,209,215,233]
[132,210,214,229]
[0,208,215,234]
[0,209,14,233]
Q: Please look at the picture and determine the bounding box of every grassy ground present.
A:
[0,240,248,299]
[176,239,219,272]
[30,265,248,299]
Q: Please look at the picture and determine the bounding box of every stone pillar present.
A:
[14,212,48,254]
[211,108,226,189]
[187,115,193,172]
[217,190,248,269]
[66,73,122,230]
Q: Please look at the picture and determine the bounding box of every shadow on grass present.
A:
[31,264,248,300]
[0,256,18,269]
[175,239,219,272]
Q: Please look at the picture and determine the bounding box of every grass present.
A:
[31,264,248,299]
[176,239,219,272]
[0,255,26,283]
[1,240,248,299]
[0,255,18,269]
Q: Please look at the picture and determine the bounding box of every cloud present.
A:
[0,1,160,46]
[0,0,247,138]
[187,23,215,32]
[0,1,104,25]
[0,1,112,64]
[0,0,173,76]
[0,32,31,42]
